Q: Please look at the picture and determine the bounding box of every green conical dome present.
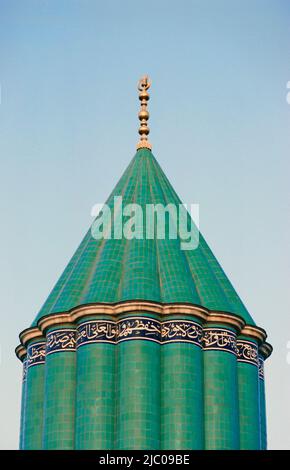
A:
[32,148,254,327]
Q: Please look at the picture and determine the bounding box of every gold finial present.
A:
[136,75,152,150]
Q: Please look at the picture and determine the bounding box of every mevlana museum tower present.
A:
[16,77,272,450]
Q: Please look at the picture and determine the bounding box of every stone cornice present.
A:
[19,327,44,347]
[205,312,245,332]
[240,325,267,343]
[15,344,26,362]
[259,342,273,359]
[15,300,271,360]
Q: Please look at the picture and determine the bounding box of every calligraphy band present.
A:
[27,342,46,368]
[116,317,161,343]
[76,318,203,348]
[161,320,202,346]
[202,328,237,355]
[46,329,76,355]
[29,322,263,360]
[237,340,258,366]
[258,356,265,380]
[77,320,117,347]
[22,359,28,382]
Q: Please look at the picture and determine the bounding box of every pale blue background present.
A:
[0,0,289,449]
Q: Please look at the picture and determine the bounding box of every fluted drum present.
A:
[16,305,272,450]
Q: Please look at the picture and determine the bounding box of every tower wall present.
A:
[115,314,160,450]
[19,357,27,450]
[43,326,76,450]
[17,310,271,450]
[237,337,260,449]
[258,355,267,449]
[23,341,45,449]
[161,316,204,449]
[75,317,116,449]
[203,324,239,450]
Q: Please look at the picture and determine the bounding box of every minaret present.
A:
[16,77,272,450]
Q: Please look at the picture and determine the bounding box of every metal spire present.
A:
[136,75,152,151]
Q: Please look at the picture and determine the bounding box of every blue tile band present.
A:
[77,320,117,347]
[237,340,258,366]
[75,317,203,347]
[202,328,237,355]
[117,317,161,343]
[46,329,76,355]
[161,320,202,346]
[22,359,28,381]
[27,342,46,368]
[258,356,265,380]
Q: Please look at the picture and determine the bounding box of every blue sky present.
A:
[0,0,289,449]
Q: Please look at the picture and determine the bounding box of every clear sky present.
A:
[0,0,289,449]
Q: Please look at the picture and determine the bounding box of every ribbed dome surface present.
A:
[32,148,254,326]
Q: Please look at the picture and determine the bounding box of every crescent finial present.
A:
[136,75,152,151]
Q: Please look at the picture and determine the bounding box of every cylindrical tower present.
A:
[115,314,161,450]
[237,336,260,449]
[258,343,272,450]
[22,340,46,450]
[259,354,266,450]
[203,323,240,450]
[18,354,27,450]
[75,316,116,449]
[43,326,76,449]
[161,316,204,449]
